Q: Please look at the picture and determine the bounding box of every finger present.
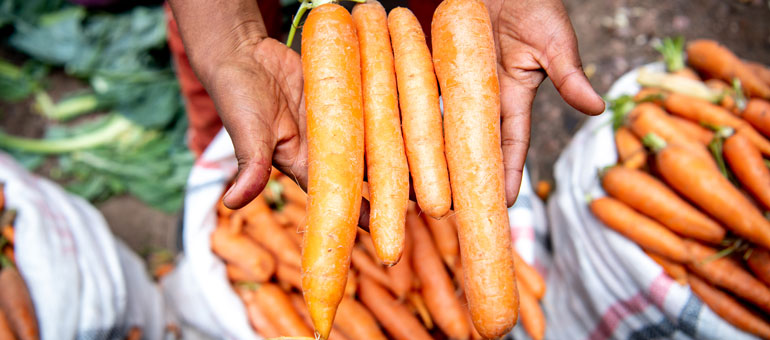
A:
[539,34,605,116]
[499,71,537,207]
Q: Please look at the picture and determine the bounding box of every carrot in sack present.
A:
[237,287,281,338]
[352,0,410,265]
[686,39,770,99]
[685,240,770,314]
[747,247,770,287]
[210,227,275,282]
[407,292,434,330]
[688,274,770,340]
[422,213,460,268]
[243,197,302,269]
[277,263,302,291]
[0,267,38,340]
[289,294,350,340]
[351,247,392,291]
[705,79,741,113]
[334,296,387,340]
[742,99,770,138]
[723,132,770,210]
[668,115,714,145]
[410,209,470,339]
[386,225,413,300]
[2,249,13,266]
[124,327,141,340]
[226,264,251,283]
[518,278,545,340]
[601,166,725,244]
[0,308,14,340]
[388,7,451,218]
[745,60,770,87]
[614,127,646,169]
[254,283,313,337]
[644,134,770,249]
[646,251,687,285]
[358,275,433,340]
[278,176,308,209]
[432,0,518,337]
[633,88,666,105]
[1,226,12,246]
[512,250,547,300]
[300,4,365,338]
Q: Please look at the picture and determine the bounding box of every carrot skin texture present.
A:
[689,275,770,340]
[210,227,275,282]
[512,250,546,300]
[0,267,38,340]
[254,283,313,337]
[591,197,690,263]
[432,0,518,337]
[747,247,770,287]
[334,296,387,340]
[685,240,770,314]
[237,288,281,338]
[724,133,770,210]
[352,1,409,265]
[388,7,451,218]
[410,209,471,339]
[601,166,725,244]
[655,144,770,249]
[289,294,350,340]
[743,99,770,138]
[358,275,433,340]
[614,127,646,169]
[301,4,365,339]
[518,278,545,340]
[646,251,687,285]
[686,39,770,99]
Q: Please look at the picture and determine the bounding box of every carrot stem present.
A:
[641,133,667,152]
[286,0,365,48]
[707,127,739,184]
[654,36,685,72]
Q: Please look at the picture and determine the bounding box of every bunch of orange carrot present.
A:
[0,184,40,340]
[595,38,770,339]
[212,171,547,340]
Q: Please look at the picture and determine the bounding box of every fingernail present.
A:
[224,179,237,199]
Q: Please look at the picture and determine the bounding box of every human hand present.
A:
[485,0,605,206]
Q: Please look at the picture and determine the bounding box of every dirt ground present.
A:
[1,0,769,259]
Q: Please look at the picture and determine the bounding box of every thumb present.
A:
[541,40,605,116]
[222,119,275,209]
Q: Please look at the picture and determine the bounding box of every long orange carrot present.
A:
[243,197,302,269]
[614,127,646,169]
[663,93,770,156]
[410,209,470,339]
[686,39,770,99]
[723,132,770,210]
[350,247,392,291]
[352,1,409,265]
[743,99,770,138]
[432,1,518,337]
[512,250,547,300]
[386,224,412,300]
[289,294,350,340]
[0,267,38,340]
[334,296,387,340]
[422,213,460,268]
[238,288,281,338]
[210,227,275,282]
[688,274,770,340]
[301,4,365,338]
[254,283,313,337]
[667,115,714,145]
[646,137,770,249]
[645,251,687,285]
[388,7,451,219]
[747,247,770,287]
[358,275,433,340]
[627,102,714,164]
[518,278,545,340]
[590,197,690,263]
[685,240,770,314]
[0,308,14,340]
[601,166,725,244]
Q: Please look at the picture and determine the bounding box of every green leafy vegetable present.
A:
[0,58,47,101]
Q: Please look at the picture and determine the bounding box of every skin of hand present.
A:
[169,0,604,215]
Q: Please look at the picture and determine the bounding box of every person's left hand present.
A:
[485,0,605,206]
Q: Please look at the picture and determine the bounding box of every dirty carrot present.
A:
[601,166,725,244]
[645,251,687,285]
[432,0,518,337]
[614,127,646,169]
[686,39,770,99]
[518,278,545,340]
[210,227,275,282]
[358,275,433,340]
[237,287,281,338]
[627,102,714,164]
[334,296,387,340]
[301,4,365,339]
[386,225,412,300]
[667,115,714,145]
[255,283,313,337]
[388,6,451,218]
[243,197,302,269]
[351,247,392,291]
[742,99,770,138]
[685,240,770,314]
[422,212,460,268]
[645,136,770,249]
[352,0,410,265]
[512,250,546,300]
[590,197,690,263]
[410,210,470,339]
[0,267,38,340]
[723,132,770,210]
[688,274,770,339]
[747,247,770,287]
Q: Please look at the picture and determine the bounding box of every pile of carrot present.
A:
[0,184,40,340]
[212,171,548,340]
[596,38,770,339]
[282,0,518,338]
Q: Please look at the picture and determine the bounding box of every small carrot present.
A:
[243,197,302,268]
[688,274,770,340]
[301,4,365,338]
[645,251,687,285]
[421,211,460,268]
[276,263,302,291]
[518,278,545,340]
[226,264,251,283]
[742,99,770,138]
[633,88,666,105]
[289,294,350,340]
[432,0,518,336]
[388,7,451,218]
[685,240,770,314]
[358,275,433,340]
[237,287,281,338]
[352,0,410,265]
[386,223,412,300]
[705,79,740,113]
[278,176,308,209]
[590,197,690,263]
[0,308,14,340]
[534,180,552,201]
[334,296,387,340]
[351,247,391,291]
[601,166,725,244]
[614,127,646,169]
[745,60,770,87]
[686,39,770,99]
[0,267,38,340]
[645,136,770,249]
[210,227,275,282]
[254,283,313,337]
[747,247,770,287]
[512,250,546,300]
[723,132,770,210]
[410,210,470,339]
[667,115,714,145]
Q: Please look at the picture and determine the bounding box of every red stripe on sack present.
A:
[648,272,673,309]
[587,292,650,340]
[510,225,534,243]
